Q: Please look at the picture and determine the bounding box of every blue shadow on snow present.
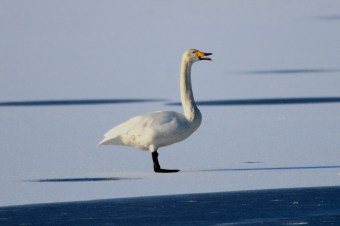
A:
[168,97,340,106]
[199,165,340,172]
[0,98,165,107]
[28,177,140,183]
[244,68,340,75]
[316,15,340,20]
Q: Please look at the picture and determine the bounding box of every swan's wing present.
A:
[98,111,189,148]
[149,111,190,139]
[124,111,191,148]
[98,115,146,146]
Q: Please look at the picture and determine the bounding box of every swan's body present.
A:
[99,49,212,173]
[100,110,201,151]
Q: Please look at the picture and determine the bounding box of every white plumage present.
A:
[99,49,212,173]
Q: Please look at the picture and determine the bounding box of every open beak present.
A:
[196,51,212,61]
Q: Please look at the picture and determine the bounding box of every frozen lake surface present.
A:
[0,0,340,209]
[1,186,340,225]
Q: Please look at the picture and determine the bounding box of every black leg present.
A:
[152,151,179,173]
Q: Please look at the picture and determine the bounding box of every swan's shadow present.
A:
[0,98,165,107]
[195,165,340,173]
[28,177,141,183]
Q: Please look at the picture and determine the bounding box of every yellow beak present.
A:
[196,51,212,60]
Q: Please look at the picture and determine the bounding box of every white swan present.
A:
[99,49,212,173]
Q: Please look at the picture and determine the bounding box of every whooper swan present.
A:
[99,49,212,173]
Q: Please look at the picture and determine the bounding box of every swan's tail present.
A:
[98,136,123,146]
[98,138,108,146]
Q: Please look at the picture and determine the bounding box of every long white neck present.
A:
[180,57,201,121]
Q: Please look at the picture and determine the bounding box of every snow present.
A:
[0,0,340,206]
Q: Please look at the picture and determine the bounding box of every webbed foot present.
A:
[154,168,180,173]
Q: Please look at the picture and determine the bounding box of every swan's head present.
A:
[184,49,212,63]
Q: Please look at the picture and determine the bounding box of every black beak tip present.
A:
[199,57,212,61]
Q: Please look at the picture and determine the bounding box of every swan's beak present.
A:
[196,51,212,61]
